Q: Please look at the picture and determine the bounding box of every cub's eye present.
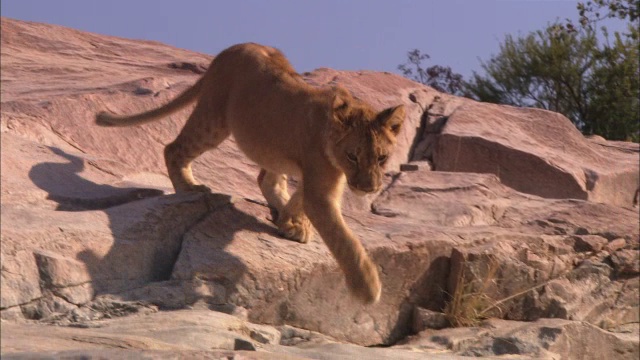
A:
[377,154,388,165]
[347,153,358,163]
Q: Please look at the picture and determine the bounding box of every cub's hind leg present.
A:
[258,169,290,213]
[278,186,312,243]
[165,105,229,193]
[258,170,311,243]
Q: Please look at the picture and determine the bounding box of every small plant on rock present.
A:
[444,257,502,327]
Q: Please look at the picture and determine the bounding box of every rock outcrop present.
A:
[1,17,638,359]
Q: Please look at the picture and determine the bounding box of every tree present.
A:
[575,0,639,31]
[397,49,466,96]
[398,1,639,141]
[466,26,600,121]
[465,9,638,141]
[584,29,639,139]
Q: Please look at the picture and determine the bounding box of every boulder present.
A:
[429,102,639,207]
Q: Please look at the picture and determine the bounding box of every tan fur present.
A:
[96,43,405,304]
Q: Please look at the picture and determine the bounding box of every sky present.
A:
[1,0,628,79]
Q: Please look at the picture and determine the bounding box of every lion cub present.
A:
[96,43,405,304]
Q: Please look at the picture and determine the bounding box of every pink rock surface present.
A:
[1,17,638,358]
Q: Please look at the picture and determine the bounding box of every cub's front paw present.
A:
[277,214,312,243]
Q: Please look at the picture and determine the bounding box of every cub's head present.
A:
[327,87,405,195]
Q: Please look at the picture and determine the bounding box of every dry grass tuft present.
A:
[444,257,558,328]
[444,258,501,327]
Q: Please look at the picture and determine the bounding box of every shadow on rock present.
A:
[27,146,278,316]
[75,193,277,306]
[28,147,164,211]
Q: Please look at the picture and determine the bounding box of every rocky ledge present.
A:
[1,17,638,359]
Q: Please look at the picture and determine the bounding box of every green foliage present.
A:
[576,0,639,28]
[586,28,639,140]
[399,1,640,141]
[465,22,639,141]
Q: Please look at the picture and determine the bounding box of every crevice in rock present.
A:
[409,185,476,194]
[85,160,120,178]
[407,94,430,163]
[167,61,208,74]
[166,193,238,281]
[0,298,41,313]
[48,125,86,154]
[591,141,640,154]
[14,292,79,321]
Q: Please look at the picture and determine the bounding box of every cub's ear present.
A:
[377,105,405,135]
[332,86,353,125]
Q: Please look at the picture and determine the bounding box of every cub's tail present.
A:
[95,76,205,127]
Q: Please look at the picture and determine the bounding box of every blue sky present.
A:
[1,0,626,79]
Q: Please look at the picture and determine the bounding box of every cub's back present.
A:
[207,43,305,90]
[199,43,321,176]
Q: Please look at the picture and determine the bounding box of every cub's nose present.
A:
[348,177,380,194]
[356,183,379,193]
